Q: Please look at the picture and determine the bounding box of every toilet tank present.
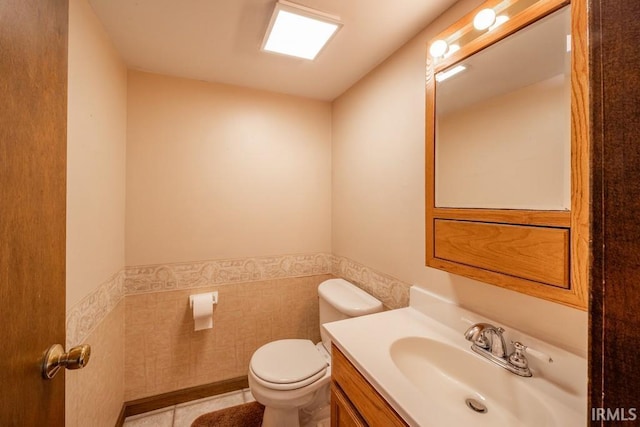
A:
[318,278,383,351]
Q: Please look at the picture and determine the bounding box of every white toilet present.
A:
[248,278,383,427]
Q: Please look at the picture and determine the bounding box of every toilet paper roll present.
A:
[191,293,214,331]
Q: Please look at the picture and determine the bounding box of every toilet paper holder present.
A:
[189,291,218,308]
[189,291,219,331]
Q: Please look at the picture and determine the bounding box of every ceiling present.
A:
[88,0,458,101]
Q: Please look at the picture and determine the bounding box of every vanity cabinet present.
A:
[330,345,408,427]
[331,384,366,427]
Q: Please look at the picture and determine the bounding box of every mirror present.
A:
[435,6,571,210]
[425,0,589,310]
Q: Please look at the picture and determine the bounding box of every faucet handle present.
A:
[510,341,553,364]
[508,341,529,369]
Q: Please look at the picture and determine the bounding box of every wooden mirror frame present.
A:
[425,0,589,309]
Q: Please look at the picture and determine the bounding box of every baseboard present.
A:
[117,376,249,423]
[114,404,126,427]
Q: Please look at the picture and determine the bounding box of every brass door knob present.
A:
[41,343,91,379]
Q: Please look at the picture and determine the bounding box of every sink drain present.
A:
[465,398,488,414]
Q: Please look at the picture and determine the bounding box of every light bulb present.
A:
[429,40,448,58]
[473,8,496,31]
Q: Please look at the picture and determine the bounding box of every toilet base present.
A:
[299,385,330,425]
[261,403,330,427]
[262,406,301,427]
[301,404,330,427]
[250,373,330,427]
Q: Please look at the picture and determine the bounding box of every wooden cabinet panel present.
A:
[432,208,571,227]
[434,220,570,288]
[331,345,407,427]
[331,384,366,427]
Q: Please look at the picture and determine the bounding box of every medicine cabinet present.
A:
[425,0,588,309]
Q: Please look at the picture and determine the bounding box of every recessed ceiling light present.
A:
[262,0,342,60]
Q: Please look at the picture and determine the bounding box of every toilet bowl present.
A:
[248,279,383,427]
[249,340,331,427]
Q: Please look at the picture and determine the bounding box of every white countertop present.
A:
[323,286,587,427]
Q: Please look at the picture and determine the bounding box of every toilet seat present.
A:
[250,339,328,391]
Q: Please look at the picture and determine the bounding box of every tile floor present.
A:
[123,388,255,427]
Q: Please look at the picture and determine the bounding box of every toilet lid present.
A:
[250,339,328,386]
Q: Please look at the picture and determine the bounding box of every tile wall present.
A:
[332,255,410,309]
[66,301,125,427]
[124,274,331,400]
[65,252,412,404]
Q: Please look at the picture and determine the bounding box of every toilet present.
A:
[248,278,383,427]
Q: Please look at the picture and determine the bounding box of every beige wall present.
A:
[67,0,127,309]
[331,0,588,356]
[126,71,332,266]
[123,72,333,400]
[66,0,127,424]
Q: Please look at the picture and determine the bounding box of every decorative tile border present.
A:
[331,255,410,310]
[66,252,411,345]
[66,253,332,344]
[66,270,125,347]
[124,253,332,295]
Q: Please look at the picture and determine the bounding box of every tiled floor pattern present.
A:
[123,389,255,427]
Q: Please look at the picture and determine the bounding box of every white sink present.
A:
[323,286,586,427]
[390,336,552,426]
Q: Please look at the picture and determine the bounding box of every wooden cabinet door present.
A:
[331,384,367,427]
[331,345,408,427]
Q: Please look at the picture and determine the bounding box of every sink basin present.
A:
[324,288,586,426]
[390,337,553,426]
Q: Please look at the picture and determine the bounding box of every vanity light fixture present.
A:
[444,43,460,57]
[262,0,342,60]
[488,15,510,31]
[435,65,467,82]
[473,8,497,30]
[429,39,449,58]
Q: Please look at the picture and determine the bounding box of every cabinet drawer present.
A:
[434,219,570,288]
[331,345,407,427]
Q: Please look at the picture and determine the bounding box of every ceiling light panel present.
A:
[262,1,342,60]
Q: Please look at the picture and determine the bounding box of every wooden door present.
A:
[589,0,640,423]
[0,0,68,425]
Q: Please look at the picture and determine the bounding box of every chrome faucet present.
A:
[464,323,532,377]
[463,323,508,358]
